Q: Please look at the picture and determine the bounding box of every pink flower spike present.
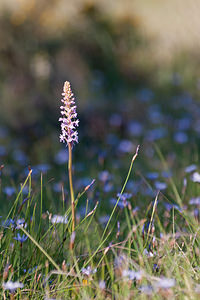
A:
[59,81,79,147]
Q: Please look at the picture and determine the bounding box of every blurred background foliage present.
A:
[0,0,149,129]
[1,0,200,157]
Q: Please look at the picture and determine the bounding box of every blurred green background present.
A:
[1,0,200,162]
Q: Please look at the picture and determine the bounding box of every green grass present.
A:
[1,143,200,299]
[1,1,200,298]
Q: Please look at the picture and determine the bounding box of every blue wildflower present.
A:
[185,164,197,173]
[54,149,68,164]
[118,140,134,153]
[128,121,143,137]
[146,172,159,180]
[1,218,15,228]
[13,233,28,243]
[154,181,167,190]
[3,186,15,197]
[174,132,188,144]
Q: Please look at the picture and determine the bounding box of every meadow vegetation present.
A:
[1,1,200,299]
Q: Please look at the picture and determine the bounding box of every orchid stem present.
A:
[68,143,75,233]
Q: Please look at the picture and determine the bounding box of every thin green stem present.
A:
[102,145,139,240]
[68,143,75,233]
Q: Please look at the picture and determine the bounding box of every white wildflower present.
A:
[122,269,143,281]
[3,281,24,292]
[191,172,200,183]
[154,277,176,289]
[51,214,68,224]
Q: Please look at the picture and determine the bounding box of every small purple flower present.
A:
[154,181,167,190]
[146,172,159,180]
[153,264,159,272]
[98,170,111,182]
[128,121,143,137]
[161,170,172,178]
[110,198,128,208]
[24,266,38,274]
[0,145,6,156]
[16,218,27,229]
[185,164,197,173]
[13,233,28,243]
[118,140,134,153]
[59,81,79,147]
[132,206,139,214]
[147,128,167,141]
[54,149,68,164]
[189,197,200,205]
[35,164,51,173]
[174,131,188,144]
[103,182,113,193]
[110,193,132,209]
[163,202,184,213]
[148,106,163,124]
[142,221,150,234]
[13,149,28,165]
[117,193,132,201]
[109,113,122,127]
[194,208,199,218]
[1,218,15,228]
[3,186,15,197]
[177,117,191,130]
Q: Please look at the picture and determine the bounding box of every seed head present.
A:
[59,81,79,146]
